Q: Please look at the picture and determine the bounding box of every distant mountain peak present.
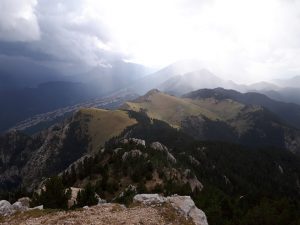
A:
[145,89,161,96]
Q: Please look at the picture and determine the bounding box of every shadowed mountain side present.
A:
[183,88,300,129]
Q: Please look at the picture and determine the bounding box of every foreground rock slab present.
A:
[134,194,208,225]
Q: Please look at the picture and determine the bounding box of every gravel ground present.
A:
[1,203,194,225]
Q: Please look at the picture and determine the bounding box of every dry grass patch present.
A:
[77,108,137,152]
[123,91,219,127]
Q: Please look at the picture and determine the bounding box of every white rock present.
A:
[150,142,168,152]
[189,207,209,225]
[0,200,15,216]
[97,197,107,205]
[17,197,31,208]
[122,149,142,161]
[166,195,208,225]
[167,152,177,164]
[12,201,28,212]
[68,187,82,208]
[133,194,166,205]
[130,138,146,146]
[32,205,43,210]
[278,165,284,174]
[151,142,176,163]
[83,206,89,209]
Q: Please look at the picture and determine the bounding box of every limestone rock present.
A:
[150,142,176,164]
[17,197,31,208]
[133,194,166,205]
[0,200,14,216]
[122,149,142,161]
[133,194,208,225]
[150,142,168,152]
[121,138,146,146]
[68,187,82,208]
[12,201,28,212]
[97,197,107,205]
[30,205,43,210]
[166,195,208,225]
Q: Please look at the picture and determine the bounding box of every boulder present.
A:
[68,187,82,208]
[166,195,208,225]
[133,194,166,205]
[133,194,208,225]
[17,197,31,208]
[0,200,14,216]
[12,201,28,212]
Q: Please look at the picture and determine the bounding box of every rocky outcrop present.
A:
[121,138,146,147]
[133,194,165,205]
[0,197,38,216]
[122,149,143,161]
[150,142,177,164]
[167,195,208,225]
[17,197,30,208]
[68,187,82,208]
[0,115,89,191]
[133,194,208,225]
[0,200,14,216]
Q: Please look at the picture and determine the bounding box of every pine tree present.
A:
[31,176,71,209]
[76,183,98,207]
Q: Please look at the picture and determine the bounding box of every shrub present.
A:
[31,176,71,209]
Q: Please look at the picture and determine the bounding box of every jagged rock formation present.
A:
[0,114,88,191]
[0,109,136,191]
[60,138,203,201]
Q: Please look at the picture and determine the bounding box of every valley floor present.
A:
[0,203,194,225]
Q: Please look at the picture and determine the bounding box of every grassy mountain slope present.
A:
[184,87,300,129]
[123,89,300,152]
[76,108,137,152]
[122,89,219,128]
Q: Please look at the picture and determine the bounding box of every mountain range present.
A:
[1,88,300,224]
[1,60,300,133]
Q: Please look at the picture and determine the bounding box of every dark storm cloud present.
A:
[1,0,300,82]
[0,42,56,62]
[0,0,123,74]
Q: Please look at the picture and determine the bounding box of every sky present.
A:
[1,0,300,83]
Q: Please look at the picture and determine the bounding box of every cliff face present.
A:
[0,114,88,191]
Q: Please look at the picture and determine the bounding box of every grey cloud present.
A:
[0,0,40,42]
[0,0,124,74]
